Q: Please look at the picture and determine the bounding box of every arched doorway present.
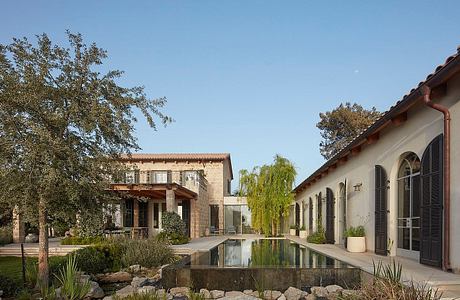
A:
[325,188,335,244]
[397,152,421,260]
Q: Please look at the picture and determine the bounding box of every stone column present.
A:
[166,189,177,213]
[133,200,139,227]
[12,206,25,243]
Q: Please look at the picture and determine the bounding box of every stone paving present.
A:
[287,235,460,299]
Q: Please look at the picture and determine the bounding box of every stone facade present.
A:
[116,154,233,238]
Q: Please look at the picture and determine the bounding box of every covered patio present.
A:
[110,182,197,238]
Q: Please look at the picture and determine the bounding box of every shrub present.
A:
[0,226,13,245]
[161,212,185,236]
[160,212,189,245]
[289,225,298,230]
[344,225,365,237]
[61,235,106,245]
[307,227,326,244]
[121,238,174,268]
[74,246,111,274]
[299,225,306,231]
[0,274,19,297]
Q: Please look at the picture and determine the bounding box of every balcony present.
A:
[112,170,207,192]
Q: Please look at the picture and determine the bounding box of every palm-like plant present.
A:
[55,255,90,300]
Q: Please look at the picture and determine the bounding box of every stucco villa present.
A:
[292,47,460,272]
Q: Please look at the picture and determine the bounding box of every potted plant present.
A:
[289,225,297,236]
[345,225,366,253]
[299,226,308,239]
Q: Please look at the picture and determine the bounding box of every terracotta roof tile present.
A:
[119,153,231,161]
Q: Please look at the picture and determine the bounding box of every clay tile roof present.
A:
[293,46,460,193]
[119,153,231,161]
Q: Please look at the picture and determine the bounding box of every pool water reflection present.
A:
[190,239,350,268]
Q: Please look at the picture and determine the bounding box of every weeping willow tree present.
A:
[238,155,296,236]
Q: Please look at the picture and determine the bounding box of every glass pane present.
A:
[398,228,410,250]
[210,205,219,232]
[154,172,168,183]
[412,175,421,218]
[225,205,241,234]
[412,228,420,251]
[241,205,252,234]
[398,178,410,218]
[153,203,159,228]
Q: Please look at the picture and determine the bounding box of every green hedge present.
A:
[61,235,106,245]
[0,226,13,246]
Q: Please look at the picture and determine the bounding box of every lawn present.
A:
[0,256,67,285]
[0,256,31,285]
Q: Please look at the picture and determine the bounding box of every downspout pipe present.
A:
[420,85,451,271]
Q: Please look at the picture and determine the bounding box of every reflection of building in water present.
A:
[224,239,242,266]
[190,238,348,269]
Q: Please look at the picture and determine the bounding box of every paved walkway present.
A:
[288,235,460,299]
[170,235,228,254]
[0,238,85,256]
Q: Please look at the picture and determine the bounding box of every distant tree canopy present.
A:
[0,31,171,286]
[317,102,382,160]
[238,155,296,237]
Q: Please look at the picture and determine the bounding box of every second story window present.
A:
[125,170,139,184]
[154,171,168,183]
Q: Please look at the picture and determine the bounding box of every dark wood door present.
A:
[181,201,191,237]
[295,203,300,236]
[326,188,335,244]
[375,165,388,256]
[420,134,443,268]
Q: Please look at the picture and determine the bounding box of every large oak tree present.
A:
[0,32,171,286]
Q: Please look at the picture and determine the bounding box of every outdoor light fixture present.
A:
[353,183,363,192]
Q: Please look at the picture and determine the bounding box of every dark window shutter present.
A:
[420,134,443,268]
[375,165,388,256]
[326,188,335,244]
[309,198,313,232]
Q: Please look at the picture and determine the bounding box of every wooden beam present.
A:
[366,132,380,145]
[338,155,348,165]
[391,112,408,126]
[431,83,447,99]
[350,146,362,156]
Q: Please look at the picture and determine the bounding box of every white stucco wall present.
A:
[295,72,460,271]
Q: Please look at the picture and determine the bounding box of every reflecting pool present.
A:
[189,239,350,268]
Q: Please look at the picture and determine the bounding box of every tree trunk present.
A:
[38,196,49,287]
[271,220,276,237]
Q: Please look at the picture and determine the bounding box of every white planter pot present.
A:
[290,229,296,236]
[347,237,366,253]
[299,230,308,239]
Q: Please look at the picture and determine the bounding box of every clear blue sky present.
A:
[1,1,459,188]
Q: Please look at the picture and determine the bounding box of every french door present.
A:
[397,153,421,260]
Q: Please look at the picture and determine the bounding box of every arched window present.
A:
[397,153,421,258]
